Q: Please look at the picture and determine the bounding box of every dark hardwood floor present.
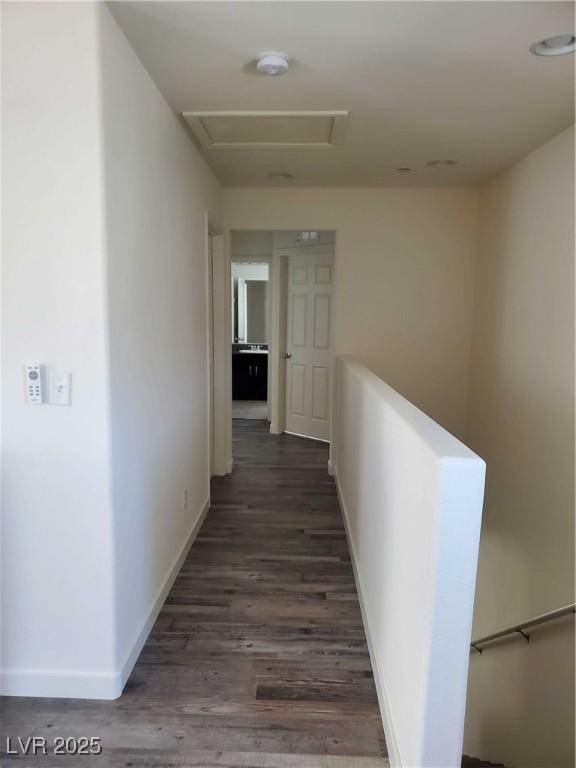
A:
[1,420,387,768]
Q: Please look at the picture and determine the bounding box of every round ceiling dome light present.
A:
[256,51,290,76]
[530,34,576,56]
[268,172,294,180]
[396,167,412,172]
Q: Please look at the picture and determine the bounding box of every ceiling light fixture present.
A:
[256,51,290,76]
[396,167,412,172]
[268,172,294,180]
[427,160,458,167]
[530,34,576,56]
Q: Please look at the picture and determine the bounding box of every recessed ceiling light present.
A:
[396,167,412,172]
[427,160,458,167]
[530,34,575,56]
[268,172,294,180]
[256,51,290,76]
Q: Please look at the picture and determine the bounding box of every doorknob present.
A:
[284,353,292,359]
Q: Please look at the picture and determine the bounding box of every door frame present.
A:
[206,219,214,482]
[209,225,233,476]
[210,228,337,475]
[269,249,288,435]
[231,256,273,422]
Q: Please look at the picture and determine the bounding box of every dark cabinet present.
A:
[232,353,268,400]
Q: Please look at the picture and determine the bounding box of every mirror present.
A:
[232,264,269,344]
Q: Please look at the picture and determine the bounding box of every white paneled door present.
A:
[285,250,334,441]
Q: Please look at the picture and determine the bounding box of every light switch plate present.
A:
[48,372,71,406]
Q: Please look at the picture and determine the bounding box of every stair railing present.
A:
[471,603,575,653]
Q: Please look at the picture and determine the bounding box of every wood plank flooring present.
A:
[0,421,387,767]
[232,401,268,419]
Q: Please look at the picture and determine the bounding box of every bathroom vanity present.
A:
[232,346,268,400]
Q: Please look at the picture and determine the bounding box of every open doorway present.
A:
[211,229,336,473]
[230,231,273,425]
[231,260,270,421]
[228,229,335,440]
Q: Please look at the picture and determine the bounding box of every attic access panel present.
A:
[182,111,349,149]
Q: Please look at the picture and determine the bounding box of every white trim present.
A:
[1,498,210,701]
[333,466,403,768]
[212,234,233,475]
[204,143,338,150]
[0,668,122,701]
[231,256,273,266]
[284,430,330,444]
[269,246,288,435]
[182,111,349,149]
[205,214,214,481]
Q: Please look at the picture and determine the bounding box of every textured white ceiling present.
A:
[109,1,575,187]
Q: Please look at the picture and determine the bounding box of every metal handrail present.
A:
[471,603,575,653]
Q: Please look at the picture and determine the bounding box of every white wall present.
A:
[222,188,479,438]
[1,2,221,698]
[232,264,269,281]
[100,5,221,685]
[231,230,273,258]
[464,126,575,768]
[332,356,485,768]
[1,2,116,696]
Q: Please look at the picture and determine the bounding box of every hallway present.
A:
[1,421,387,768]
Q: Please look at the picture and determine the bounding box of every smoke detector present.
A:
[530,34,575,56]
[256,51,290,76]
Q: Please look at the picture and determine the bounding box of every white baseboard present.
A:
[214,457,234,475]
[115,496,210,694]
[333,469,403,768]
[327,458,336,476]
[1,497,210,701]
[284,430,330,444]
[0,668,123,700]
